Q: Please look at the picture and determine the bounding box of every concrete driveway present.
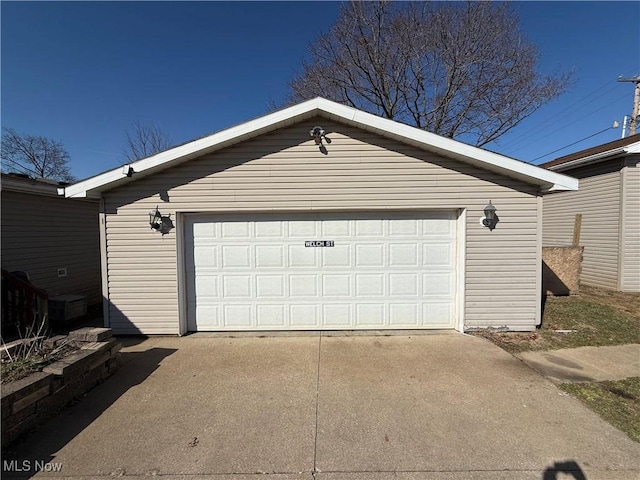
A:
[3,332,639,479]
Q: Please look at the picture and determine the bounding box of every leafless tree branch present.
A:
[288,1,572,147]
[122,121,172,162]
[1,127,75,182]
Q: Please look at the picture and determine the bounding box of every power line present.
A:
[531,125,618,162]
[501,83,620,152]
[499,79,616,150]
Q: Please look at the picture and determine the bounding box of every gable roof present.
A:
[64,97,578,198]
[540,133,640,172]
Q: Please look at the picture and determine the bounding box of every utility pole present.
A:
[618,76,640,136]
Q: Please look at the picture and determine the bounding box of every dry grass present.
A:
[474,285,640,354]
[1,317,79,384]
[560,377,640,443]
[475,285,640,443]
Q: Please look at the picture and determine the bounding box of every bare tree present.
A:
[1,127,75,182]
[123,122,172,162]
[289,1,572,147]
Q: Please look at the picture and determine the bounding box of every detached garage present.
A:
[65,98,577,335]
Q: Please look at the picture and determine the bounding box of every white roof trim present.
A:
[65,97,578,198]
[548,141,640,172]
[625,141,640,154]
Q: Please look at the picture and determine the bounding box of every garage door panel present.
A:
[289,245,317,268]
[255,221,284,238]
[289,221,317,237]
[195,274,219,297]
[257,305,285,327]
[256,275,285,297]
[222,245,251,267]
[224,305,252,327]
[423,272,455,296]
[193,245,218,266]
[423,216,454,235]
[356,274,384,296]
[323,304,352,327]
[255,245,285,267]
[389,219,419,237]
[222,222,250,238]
[389,273,419,296]
[185,212,458,331]
[355,304,385,327]
[290,305,319,327]
[322,220,350,236]
[290,275,318,297]
[194,304,219,327]
[390,304,419,326]
[356,244,385,266]
[424,243,454,266]
[390,244,419,266]
[323,274,351,297]
[222,275,251,297]
[322,245,351,267]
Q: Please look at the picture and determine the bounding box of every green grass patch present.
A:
[475,295,640,354]
[560,377,640,443]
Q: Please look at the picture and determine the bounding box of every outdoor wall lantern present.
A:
[482,201,499,231]
[310,125,332,154]
[149,207,174,235]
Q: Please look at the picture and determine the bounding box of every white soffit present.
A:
[65,97,578,198]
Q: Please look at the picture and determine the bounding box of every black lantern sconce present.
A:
[482,201,499,231]
[310,125,332,154]
[149,206,174,236]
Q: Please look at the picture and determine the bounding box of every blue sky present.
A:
[2,1,639,180]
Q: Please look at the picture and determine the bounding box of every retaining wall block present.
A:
[1,372,53,410]
[12,384,51,414]
[3,403,36,431]
[68,327,112,342]
[42,349,102,377]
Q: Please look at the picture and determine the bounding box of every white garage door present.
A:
[185,212,458,331]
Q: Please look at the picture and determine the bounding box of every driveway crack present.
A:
[312,332,322,476]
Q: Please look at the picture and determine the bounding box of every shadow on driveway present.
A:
[2,345,176,478]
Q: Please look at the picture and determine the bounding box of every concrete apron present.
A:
[3,333,639,480]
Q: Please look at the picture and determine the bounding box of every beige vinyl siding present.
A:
[621,160,640,292]
[543,162,621,290]
[1,190,101,304]
[103,118,540,334]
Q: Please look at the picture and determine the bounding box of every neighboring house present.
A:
[1,173,101,306]
[64,98,577,335]
[541,135,640,293]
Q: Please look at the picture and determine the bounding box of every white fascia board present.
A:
[625,142,640,154]
[66,97,578,197]
[548,141,640,173]
[315,99,578,192]
[65,99,322,198]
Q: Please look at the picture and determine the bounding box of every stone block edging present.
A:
[1,328,121,446]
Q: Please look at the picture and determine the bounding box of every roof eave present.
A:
[65,100,323,198]
[65,97,578,198]
[546,141,640,173]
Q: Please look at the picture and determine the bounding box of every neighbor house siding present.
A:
[103,118,540,334]
[543,162,621,290]
[1,190,101,304]
[621,160,640,292]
